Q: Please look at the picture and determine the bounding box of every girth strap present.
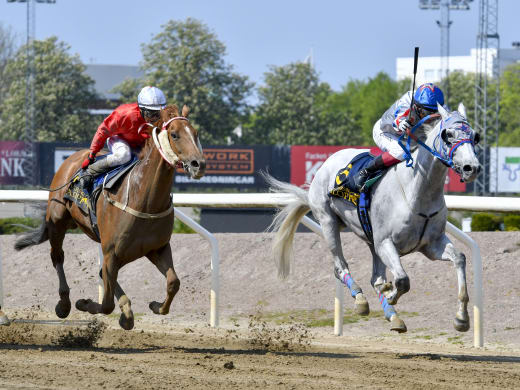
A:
[104,191,174,219]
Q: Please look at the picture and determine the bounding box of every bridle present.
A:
[138,116,190,167]
[398,113,476,169]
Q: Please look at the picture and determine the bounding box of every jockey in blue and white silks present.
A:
[352,83,445,192]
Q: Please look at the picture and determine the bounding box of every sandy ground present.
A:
[0,231,519,389]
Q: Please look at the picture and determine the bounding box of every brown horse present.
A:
[13,104,205,330]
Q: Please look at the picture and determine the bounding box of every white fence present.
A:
[1,190,519,347]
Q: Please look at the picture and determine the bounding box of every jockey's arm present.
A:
[89,111,120,155]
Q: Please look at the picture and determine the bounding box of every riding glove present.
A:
[397,119,411,134]
[81,153,96,169]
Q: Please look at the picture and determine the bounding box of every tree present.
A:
[334,72,404,145]
[0,37,98,142]
[442,71,475,120]
[114,18,253,144]
[499,63,520,146]
[242,62,334,145]
[0,23,18,122]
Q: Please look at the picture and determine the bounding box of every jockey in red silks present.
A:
[79,86,167,191]
[352,83,445,192]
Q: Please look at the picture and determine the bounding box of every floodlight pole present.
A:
[6,0,56,187]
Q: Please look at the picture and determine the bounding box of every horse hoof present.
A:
[75,299,92,312]
[0,312,10,326]
[390,316,407,333]
[454,318,470,332]
[55,300,71,319]
[149,301,163,315]
[354,294,370,316]
[119,313,134,331]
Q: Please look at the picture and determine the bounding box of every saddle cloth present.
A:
[64,154,139,238]
[329,152,382,206]
[329,152,384,243]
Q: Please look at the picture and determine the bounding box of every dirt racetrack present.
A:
[1,231,519,389]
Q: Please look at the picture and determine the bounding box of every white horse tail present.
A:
[263,173,310,280]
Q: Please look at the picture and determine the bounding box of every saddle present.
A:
[64,154,139,238]
[329,152,384,244]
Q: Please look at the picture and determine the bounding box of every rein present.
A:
[102,115,189,219]
[397,113,474,168]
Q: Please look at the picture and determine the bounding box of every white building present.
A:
[396,47,520,84]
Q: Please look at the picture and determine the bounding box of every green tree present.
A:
[114,18,253,144]
[335,72,404,145]
[242,62,334,145]
[0,37,98,142]
[442,71,475,119]
[0,23,18,122]
[499,63,520,146]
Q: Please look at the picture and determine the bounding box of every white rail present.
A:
[0,191,509,347]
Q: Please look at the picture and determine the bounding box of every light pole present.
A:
[419,0,473,100]
[6,0,56,187]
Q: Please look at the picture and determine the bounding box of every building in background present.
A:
[84,64,143,115]
[396,46,520,84]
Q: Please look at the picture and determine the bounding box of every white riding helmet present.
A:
[137,86,167,110]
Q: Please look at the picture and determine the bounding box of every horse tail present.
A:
[14,213,48,251]
[263,173,310,280]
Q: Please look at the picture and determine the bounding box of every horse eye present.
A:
[474,132,481,145]
[170,132,178,140]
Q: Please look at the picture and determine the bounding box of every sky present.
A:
[1,0,519,92]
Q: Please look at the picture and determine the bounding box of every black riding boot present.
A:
[352,155,386,192]
[80,158,112,193]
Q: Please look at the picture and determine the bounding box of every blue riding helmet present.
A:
[414,83,445,111]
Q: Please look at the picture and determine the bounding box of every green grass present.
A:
[237,308,419,328]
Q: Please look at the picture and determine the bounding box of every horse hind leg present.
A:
[315,205,369,315]
[48,216,73,319]
[146,243,179,316]
[370,247,407,333]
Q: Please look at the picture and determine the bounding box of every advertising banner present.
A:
[490,147,520,193]
[290,145,380,187]
[290,145,467,193]
[174,145,280,189]
[0,141,33,185]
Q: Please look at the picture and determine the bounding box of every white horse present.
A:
[267,103,480,333]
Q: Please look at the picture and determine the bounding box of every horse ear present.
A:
[457,102,467,119]
[437,103,449,120]
[182,105,189,118]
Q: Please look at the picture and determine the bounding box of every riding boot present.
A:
[352,155,387,192]
[80,158,112,193]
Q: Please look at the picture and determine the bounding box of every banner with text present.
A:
[290,145,467,193]
[0,141,33,185]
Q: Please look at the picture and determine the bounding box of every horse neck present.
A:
[400,121,447,212]
[128,138,174,213]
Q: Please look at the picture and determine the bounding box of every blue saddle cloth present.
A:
[92,154,139,191]
[329,152,381,244]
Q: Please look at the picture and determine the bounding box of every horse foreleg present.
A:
[422,235,470,332]
[315,206,369,315]
[370,247,407,333]
[76,252,117,316]
[375,239,410,306]
[97,268,134,330]
[146,243,179,315]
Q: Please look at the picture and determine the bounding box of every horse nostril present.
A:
[191,160,199,169]
[463,165,473,173]
[477,165,482,173]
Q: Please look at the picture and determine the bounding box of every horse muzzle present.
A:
[183,159,206,180]
[456,163,481,183]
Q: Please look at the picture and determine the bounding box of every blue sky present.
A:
[1,0,518,91]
